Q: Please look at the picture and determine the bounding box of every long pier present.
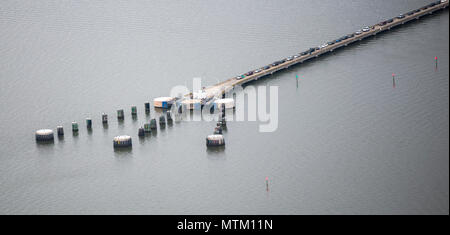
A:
[36,1,449,147]
[198,0,448,100]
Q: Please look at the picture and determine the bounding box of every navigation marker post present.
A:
[392,73,396,89]
[435,56,438,70]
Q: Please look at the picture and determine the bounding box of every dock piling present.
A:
[72,122,79,133]
[145,102,150,114]
[150,118,157,130]
[138,127,145,137]
[144,123,152,133]
[86,118,92,129]
[102,113,108,124]
[113,135,132,148]
[117,109,124,120]
[57,126,64,136]
[35,129,54,142]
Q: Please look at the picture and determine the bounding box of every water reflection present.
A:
[35,140,55,154]
[102,123,109,134]
[154,107,164,115]
[113,147,133,158]
[206,145,225,154]
[55,135,65,151]
[151,131,157,137]
[71,131,79,146]
[167,117,174,127]
[118,119,124,130]
[35,140,54,146]
[220,125,228,133]
[138,135,146,144]
[86,129,93,143]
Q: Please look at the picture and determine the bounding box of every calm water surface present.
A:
[0,0,448,214]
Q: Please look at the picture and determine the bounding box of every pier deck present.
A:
[198,1,448,100]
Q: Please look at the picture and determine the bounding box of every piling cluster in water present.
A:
[35,98,233,150]
[35,101,168,148]
[206,104,227,147]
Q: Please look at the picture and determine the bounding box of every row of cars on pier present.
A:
[235,0,447,81]
[378,0,445,26]
[235,59,287,80]
[234,27,377,80]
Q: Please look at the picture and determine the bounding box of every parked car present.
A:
[300,51,308,56]
[362,26,370,32]
[254,69,262,73]
[397,14,405,19]
[271,61,283,66]
[263,65,271,70]
[286,56,294,61]
[327,41,335,45]
[307,48,315,54]
[355,30,362,35]
[386,19,394,23]
[244,71,254,76]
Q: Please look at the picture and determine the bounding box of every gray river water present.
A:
[0,0,448,214]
